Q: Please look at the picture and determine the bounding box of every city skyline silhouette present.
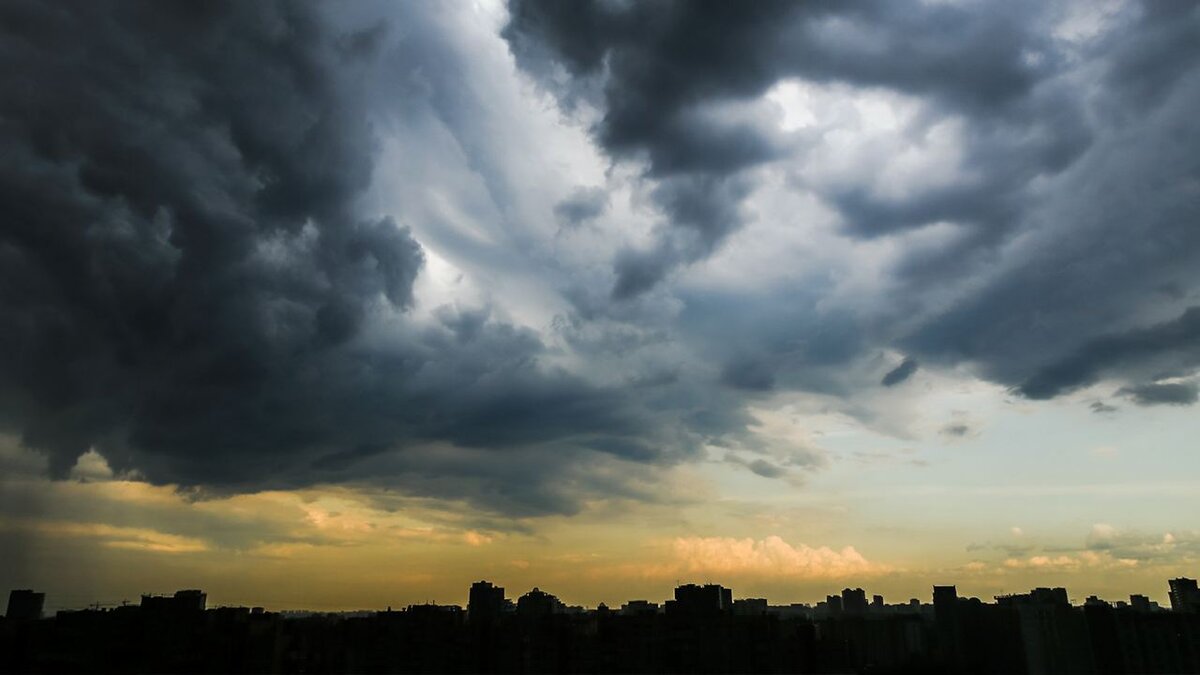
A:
[6,577,1200,673]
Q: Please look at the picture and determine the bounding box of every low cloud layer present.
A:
[665,536,886,581]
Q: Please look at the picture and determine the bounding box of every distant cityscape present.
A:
[4,577,1200,673]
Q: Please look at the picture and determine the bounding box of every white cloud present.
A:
[665,535,887,580]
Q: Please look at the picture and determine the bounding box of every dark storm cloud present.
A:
[720,358,776,393]
[505,0,1049,166]
[679,288,865,399]
[830,84,1093,242]
[0,1,694,517]
[897,4,1200,398]
[881,358,919,387]
[505,0,1058,297]
[504,0,795,170]
[1103,3,1200,111]
[0,0,401,475]
[1015,307,1200,400]
[5,0,1199,526]
[1118,382,1199,407]
[507,0,1200,405]
[611,174,751,299]
[505,0,811,297]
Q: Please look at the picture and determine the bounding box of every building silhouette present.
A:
[842,587,869,614]
[516,587,565,616]
[1168,577,1200,613]
[619,599,659,616]
[732,598,768,616]
[823,593,843,615]
[1128,593,1160,612]
[5,590,44,621]
[468,580,506,622]
[139,589,207,614]
[3,577,1200,673]
[667,583,731,614]
[997,587,1094,674]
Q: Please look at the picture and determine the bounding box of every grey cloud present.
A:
[611,174,751,300]
[719,356,776,393]
[723,452,789,480]
[507,0,1200,410]
[1118,382,1199,407]
[1103,3,1200,112]
[554,187,609,227]
[611,242,681,301]
[965,541,1036,557]
[909,42,1200,401]
[829,84,1092,243]
[1016,307,1200,400]
[0,0,400,476]
[504,0,799,171]
[5,0,1200,525]
[941,423,971,439]
[1082,525,1200,562]
[505,0,1059,297]
[881,357,919,387]
[0,1,704,518]
[681,289,865,398]
[747,459,787,480]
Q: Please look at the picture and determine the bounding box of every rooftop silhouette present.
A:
[4,576,1199,673]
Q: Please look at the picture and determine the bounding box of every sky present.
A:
[1,0,1199,612]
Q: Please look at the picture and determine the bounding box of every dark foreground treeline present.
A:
[3,595,1200,674]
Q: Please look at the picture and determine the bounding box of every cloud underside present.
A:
[0,1,716,517]
[0,0,1198,517]
[507,0,1200,399]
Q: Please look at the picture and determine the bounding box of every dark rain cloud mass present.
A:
[1015,307,1200,401]
[0,0,704,517]
[507,0,1200,409]
[0,0,406,475]
[2,0,1200,522]
[881,358,919,387]
[504,0,1070,297]
[1118,382,1199,407]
